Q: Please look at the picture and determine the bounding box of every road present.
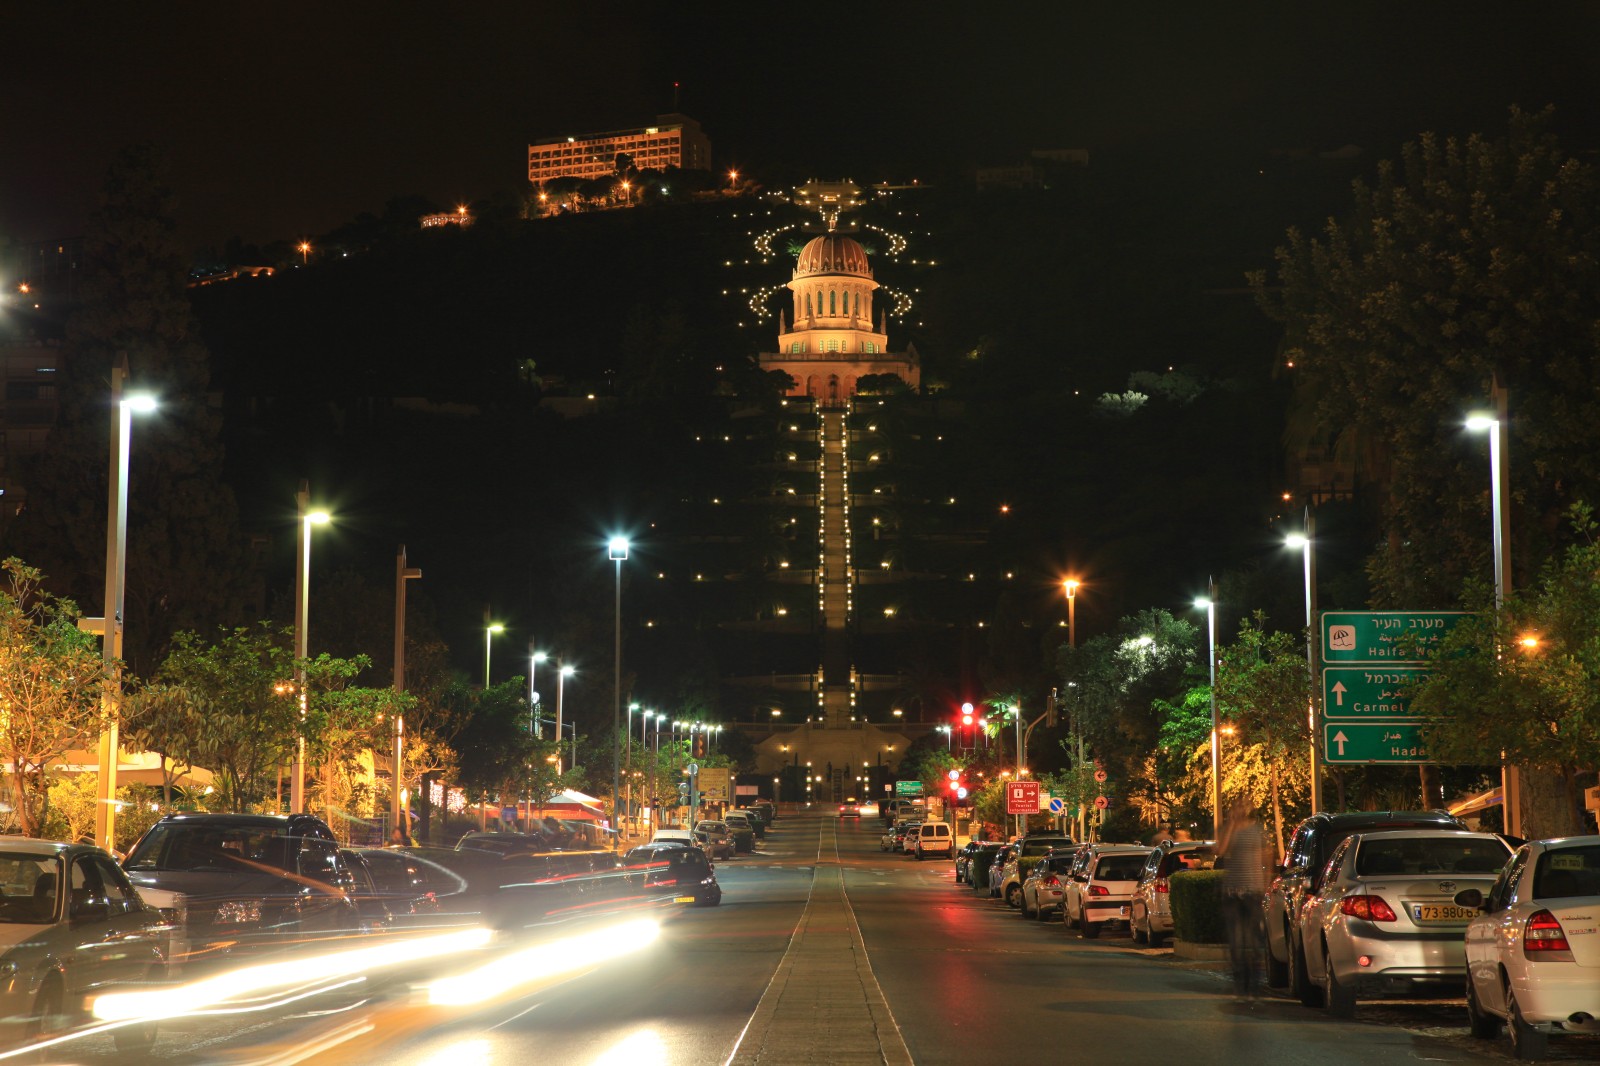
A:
[30,810,1595,1064]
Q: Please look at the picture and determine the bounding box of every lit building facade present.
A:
[528,113,711,184]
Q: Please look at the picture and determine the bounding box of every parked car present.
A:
[751,801,777,825]
[721,812,757,853]
[693,821,735,860]
[122,813,360,975]
[1062,844,1154,938]
[1263,809,1467,1001]
[0,839,167,1051]
[341,847,453,932]
[735,807,768,838]
[454,831,548,857]
[915,821,954,860]
[651,828,698,848]
[961,842,1006,887]
[1020,849,1078,920]
[883,821,919,852]
[986,844,1017,898]
[901,825,923,854]
[998,835,1076,908]
[1298,829,1511,1016]
[1460,834,1600,1059]
[1131,840,1217,946]
[621,843,722,906]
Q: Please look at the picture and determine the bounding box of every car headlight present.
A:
[214,899,263,924]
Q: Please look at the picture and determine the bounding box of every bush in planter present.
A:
[1169,870,1226,943]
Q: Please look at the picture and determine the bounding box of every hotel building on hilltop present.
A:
[527,113,712,184]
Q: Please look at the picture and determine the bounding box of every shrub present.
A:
[1169,870,1226,943]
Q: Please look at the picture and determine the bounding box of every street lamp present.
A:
[608,535,629,851]
[392,545,421,840]
[1285,527,1320,814]
[1062,578,1080,649]
[292,483,331,814]
[529,647,547,736]
[483,618,504,690]
[1468,386,1520,835]
[1195,589,1220,839]
[89,362,156,850]
[554,663,575,773]
[297,241,311,265]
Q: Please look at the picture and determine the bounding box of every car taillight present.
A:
[1043,875,1059,888]
[1524,910,1572,956]
[1089,885,1109,897]
[1154,879,1170,894]
[1339,895,1398,922]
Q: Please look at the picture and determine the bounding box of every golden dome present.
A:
[793,234,872,280]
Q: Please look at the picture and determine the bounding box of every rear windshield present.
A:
[1533,845,1600,899]
[1021,839,1072,857]
[1162,848,1218,876]
[126,822,292,873]
[1093,855,1148,881]
[1354,836,1509,877]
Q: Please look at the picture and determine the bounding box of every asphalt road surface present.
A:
[31,810,1600,1064]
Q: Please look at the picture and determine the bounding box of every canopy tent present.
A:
[51,750,214,789]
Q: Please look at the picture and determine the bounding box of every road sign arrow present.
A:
[1332,730,1349,756]
[1331,681,1347,706]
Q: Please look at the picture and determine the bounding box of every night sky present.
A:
[5,2,1600,253]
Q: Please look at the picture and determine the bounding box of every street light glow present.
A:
[307,510,331,526]
[608,535,630,560]
[1284,533,1308,549]
[122,394,158,413]
[1465,414,1497,432]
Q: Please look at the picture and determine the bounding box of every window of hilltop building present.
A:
[791,342,804,354]
[852,292,859,318]
[829,291,836,316]
[806,293,813,317]
[826,339,841,352]
[862,342,876,354]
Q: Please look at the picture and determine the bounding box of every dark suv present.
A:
[123,813,359,974]
[1263,810,1466,1003]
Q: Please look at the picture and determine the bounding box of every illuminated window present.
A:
[806,293,813,317]
[829,290,836,316]
[791,342,803,353]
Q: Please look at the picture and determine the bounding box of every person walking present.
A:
[1219,795,1270,996]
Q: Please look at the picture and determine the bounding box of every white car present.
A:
[1462,835,1600,1059]
[998,835,1075,908]
[1300,829,1511,1016]
[1061,844,1153,937]
[650,829,697,848]
[914,821,953,860]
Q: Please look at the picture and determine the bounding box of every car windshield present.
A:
[125,822,292,872]
[1022,839,1070,857]
[1533,844,1600,899]
[1354,836,1509,877]
[0,854,61,924]
[1094,855,1147,880]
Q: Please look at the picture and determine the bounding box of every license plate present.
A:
[674,896,696,903]
[1411,904,1474,922]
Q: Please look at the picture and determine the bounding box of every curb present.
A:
[1172,938,1228,961]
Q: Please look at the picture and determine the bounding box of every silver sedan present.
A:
[1299,829,1511,1016]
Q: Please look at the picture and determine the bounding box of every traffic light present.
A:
[960,701,974,728]
[946,768,969,801]
[692,731,708,759]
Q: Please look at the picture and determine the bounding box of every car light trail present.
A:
[92,926,493,1022]
[425,917,660,1006]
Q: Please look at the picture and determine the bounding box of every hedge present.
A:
[1169,870,1226,944]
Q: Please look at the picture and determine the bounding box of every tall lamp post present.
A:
[292,482,330,814]
[1468,383,1520,835]
[483,613,504,690]
[89,361,156,851]
[392,545,421,840]
[1286,523,1321,814]
[608,536,629,850]
[1195,586,1220,839]
[528,646,547,735]
[1062,578,1085,839]
[553,663,575,773]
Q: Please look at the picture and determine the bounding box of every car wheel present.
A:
[1005,884,1022,909]
[1465,977,1499,1039]
[1080,917,1101,940]
[27,976,64,1041]
[1132,914,1148,945]
[1291,934,1323,1008]
[1325,952,1356,1018]
[1507,986,1548,1061]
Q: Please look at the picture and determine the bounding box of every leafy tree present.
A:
[1252,108,1600,607]
[449,680,538,815]
[122,681,206,806]
[856,373,910,396]
[1214,614,1313,854]
[1414,507,1600,836]
[0,561,107,837]
[5,144,253,675]
[153,625,298,812]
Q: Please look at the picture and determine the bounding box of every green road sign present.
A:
[1322,666,1432,720]
[894,780,924,797]
[1322,611,1469,663]
[1323,722,1433,764]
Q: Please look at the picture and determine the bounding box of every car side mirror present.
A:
[1453,888,1485,911]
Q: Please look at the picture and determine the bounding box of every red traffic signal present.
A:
[960,701,974,727]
